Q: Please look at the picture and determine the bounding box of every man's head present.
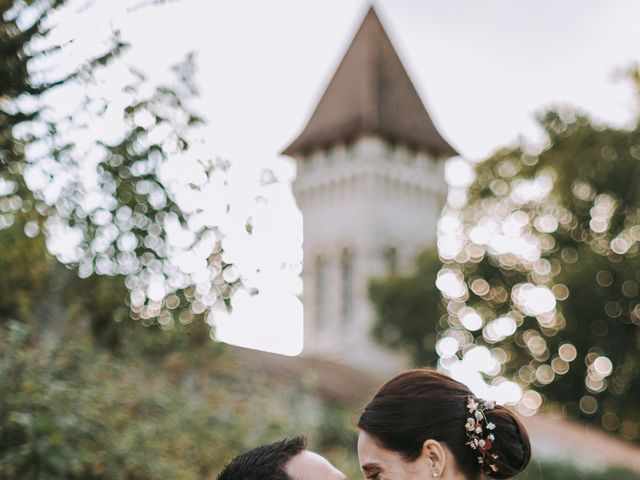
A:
[217,436,346,480]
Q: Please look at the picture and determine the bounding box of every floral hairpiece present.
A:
[465,396,499,473]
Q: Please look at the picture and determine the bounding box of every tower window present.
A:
[387,139,397,160]
[326,146,335,162]
[341,248,354,326]
[385,247,398,275]
[346,138,355,157]
[315,255,326,329]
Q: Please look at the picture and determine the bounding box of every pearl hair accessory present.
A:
[465,396,499,473]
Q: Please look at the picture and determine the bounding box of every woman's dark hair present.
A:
[357,369,531,479]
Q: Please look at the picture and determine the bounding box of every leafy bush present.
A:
[0,322,341,479]
[2,321,638,479]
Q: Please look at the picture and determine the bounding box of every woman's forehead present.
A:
[357,431,388,462]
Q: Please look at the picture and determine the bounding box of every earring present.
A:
[432,469,440,478]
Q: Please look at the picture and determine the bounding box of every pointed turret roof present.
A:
[282,7,457,157]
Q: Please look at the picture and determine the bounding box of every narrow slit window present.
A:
[341,249,354,326]
[385,247,398,275]
[314,255,326,329]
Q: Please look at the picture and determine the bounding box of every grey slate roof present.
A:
[282,7,457,157]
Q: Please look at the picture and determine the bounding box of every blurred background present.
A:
[1,0,639,478]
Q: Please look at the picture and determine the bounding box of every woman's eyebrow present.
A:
[361,463,382,472]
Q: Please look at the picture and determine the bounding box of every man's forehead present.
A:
[285,450,346,480]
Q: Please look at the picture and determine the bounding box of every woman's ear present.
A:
[422,439,447,478]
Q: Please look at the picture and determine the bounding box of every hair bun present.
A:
[484,406,532,478]
[357,369,532,480]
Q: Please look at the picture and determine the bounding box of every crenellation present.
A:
[334,143,348,163]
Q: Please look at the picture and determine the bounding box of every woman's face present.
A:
[357,431,433,480]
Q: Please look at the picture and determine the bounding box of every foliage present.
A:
[370,107,640,440]
[369,247,443,366]
[0,212,57,325]
[0,202,158,350]
[2,321,640,479]
[1,1,247,339]
[0,321,349,479]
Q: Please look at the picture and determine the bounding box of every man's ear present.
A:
[422,439,447,476]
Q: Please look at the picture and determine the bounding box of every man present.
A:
[217,436,346,480]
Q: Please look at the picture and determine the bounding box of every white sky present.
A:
[118,0,640,161]
[50,0,640,358]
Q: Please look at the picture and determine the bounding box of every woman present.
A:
[357,369,531,480]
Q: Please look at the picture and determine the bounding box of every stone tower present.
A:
[282,7,456,374]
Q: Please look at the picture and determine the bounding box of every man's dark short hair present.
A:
[217,436,307,480]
